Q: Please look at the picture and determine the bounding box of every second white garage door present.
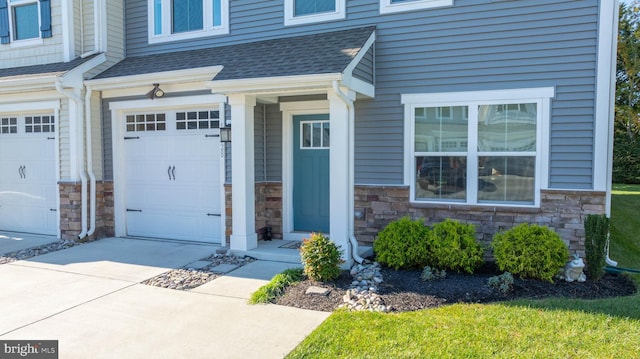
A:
[123,110,222,243]
[0,114,57,236]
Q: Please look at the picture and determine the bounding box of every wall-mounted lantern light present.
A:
[145,83,165,100]
[220,119,231,143]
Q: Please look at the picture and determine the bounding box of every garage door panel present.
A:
[125,161,174,186]
[126,210,220,242]
[0,119,57,236]
[0,205,56,235]
[123,110,222,243]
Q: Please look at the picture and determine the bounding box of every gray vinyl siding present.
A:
[85,0,126,79]
[101,96,116,181]
[352,46,374,84]
[254,105,266,182]
[123,0,601,189]
[265,104,282,182]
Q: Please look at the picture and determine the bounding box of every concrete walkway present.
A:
[0,232,59,254]
[0,237,329,359]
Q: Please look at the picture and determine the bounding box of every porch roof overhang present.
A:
[89,26,376,99]
[0,53,106,94]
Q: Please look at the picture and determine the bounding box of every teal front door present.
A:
[293,114,330,233]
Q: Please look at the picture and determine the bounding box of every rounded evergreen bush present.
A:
[373,217,429,270]
[300,233,343,282]
[426,219,484,273]
[492,224,569,283]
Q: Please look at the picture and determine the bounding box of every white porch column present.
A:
[228,94,258,251]
[328,89,354,265]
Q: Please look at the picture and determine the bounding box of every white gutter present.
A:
[55,78,88,239]
[332,80,363,264]
[85,86,97,236]
[604,0,621,267]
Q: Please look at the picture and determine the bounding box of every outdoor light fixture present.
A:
[146,83,165,100]
[219,117,231,143]
[219,126,231,143]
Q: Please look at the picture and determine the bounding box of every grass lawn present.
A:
[286,184,640,359]
[609,183,640,268]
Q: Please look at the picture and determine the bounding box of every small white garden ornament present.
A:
[563,254,587,282]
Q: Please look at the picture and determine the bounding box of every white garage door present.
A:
[0,114,57,235]
[123,110,222,243]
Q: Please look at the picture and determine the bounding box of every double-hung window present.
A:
[284,0,345,26]
[403,88,554,207]
[379,0,452,14]
[149,0,228,44]
[0,0,52,46]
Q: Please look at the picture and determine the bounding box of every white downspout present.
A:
[55,78,88,239]
[85,86,97,236]
[332,80,364,264]
[81,0,102,58]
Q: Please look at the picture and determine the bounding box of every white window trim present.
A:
[7,0,43,47]
[284,0,345,26]
[379,0,452,15]
[148,0,229,44]
[402,87,554,208]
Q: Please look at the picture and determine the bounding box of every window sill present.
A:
[379,0,453,15]
[409,200,541,212]
[284,11,345,26]
[9,37,44,49]
[148,27,229,44]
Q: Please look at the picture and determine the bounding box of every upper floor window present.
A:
[0,0,52,46]
[379,0,452,15]
[284,0,345,26]
[149,0,228,44]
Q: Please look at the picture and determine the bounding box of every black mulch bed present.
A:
[275,263,637,313]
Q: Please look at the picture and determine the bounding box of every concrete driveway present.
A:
[0,237,329,358]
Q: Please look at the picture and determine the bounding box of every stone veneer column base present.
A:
[59,181,115,241]
[224,182,284,247]
[354,185,605,257]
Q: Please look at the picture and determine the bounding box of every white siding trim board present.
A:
[594,0,619,216]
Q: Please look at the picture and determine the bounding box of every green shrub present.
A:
[249,268,304,304]
[373,217,430,270]
[426,219,484,273]
[487,272,514,294]
[584,214,610,280]
[420,266,446,281]
[300,233,343,282]
[492,224,569,283]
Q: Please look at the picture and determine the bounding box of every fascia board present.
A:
[205,73,342,94]
[85,65,225,90]
[0,74,60,92]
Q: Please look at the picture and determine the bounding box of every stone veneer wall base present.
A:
[354,185,605,257]
[59,181,114,241]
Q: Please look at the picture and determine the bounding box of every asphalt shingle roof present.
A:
[0,54,100,79]
[94,26,376,81]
